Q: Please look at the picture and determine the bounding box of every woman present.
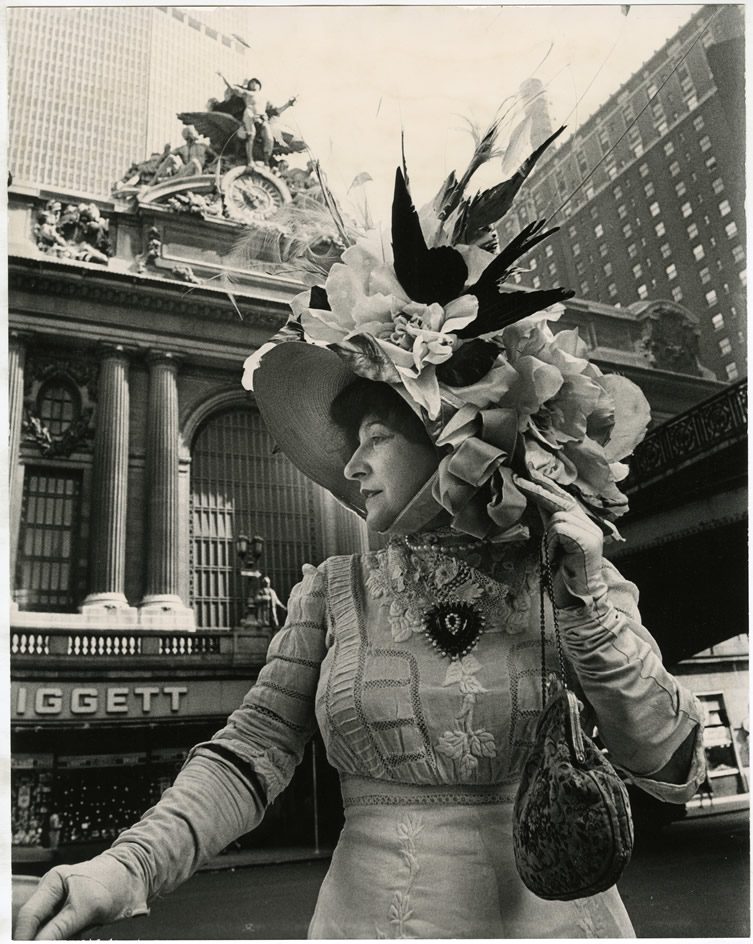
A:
[17,142,705,940]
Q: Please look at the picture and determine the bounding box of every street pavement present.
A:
[76,809,748,939]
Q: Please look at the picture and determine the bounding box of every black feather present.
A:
[310,285,331,310]
[464,219,559,316]
[457,287,575,339]
[391,167,468,305]
[436,339,500,387]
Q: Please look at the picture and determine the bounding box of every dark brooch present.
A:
[423,601,486,660]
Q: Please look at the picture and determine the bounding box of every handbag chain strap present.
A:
[539,535,568,707]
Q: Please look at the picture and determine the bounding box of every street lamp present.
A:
[236,532,265,626]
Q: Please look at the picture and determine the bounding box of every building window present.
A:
[37,380,79,437]
[693,244,705,261]
[594,223,604,238]
[698,692,743,788]
[15,468,82,611]
[603,262,613,276]
[725,362,739,381]
[648,201,660,218]
[190,408,325,629]
[608,283,618,298]
[584,184,595,200]
[599,243,609,258]
[545,244,554,258]
[529,258,537,270]
[692,114,705,132]
[655,222,666,237]
[725,221,738,238]
[739,270,747,287]
[687,222,699,239]
[580,281,589,295]
[699,266,711,284]
[665,263,677,280]
[617,204,628,220]
[575,260,585,275]
[622,223,633,238]
[533,275,542,288]
[660,243,671,259]
[718,199,731,217]
[680,201,693,218]
[669,160,681,178]
[572,242,581,257]
[637,283,648,300]
[699,135,712,153]
[718,337,732,356]
[671,285,683,302]
[732,245,745,264]
[548,262,557,276]
[663,141,675,156]
[627,243,638,259]
[568,225,577,238]
[711,313,725,331]
[675,181,687,198]
[712,177,724,195]
[613,186,623,201]
[632,263,643,279]
[705,289,718,306]
[638,161,649,177]
[644,182,655,198]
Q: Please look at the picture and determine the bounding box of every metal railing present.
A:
[628,379,747,486]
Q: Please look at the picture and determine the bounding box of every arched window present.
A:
[37,378,79,437]
[190,408,323,630]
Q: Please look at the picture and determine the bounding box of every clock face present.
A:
[223,170,288,223]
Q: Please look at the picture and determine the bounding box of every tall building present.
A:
[7,6,250,196]
[505,5,746,383]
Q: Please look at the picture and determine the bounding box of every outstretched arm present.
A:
[16,562,328,939]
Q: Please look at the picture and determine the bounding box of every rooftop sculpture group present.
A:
[109,72,347,275]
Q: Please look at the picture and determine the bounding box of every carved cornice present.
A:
[8,256,291,329]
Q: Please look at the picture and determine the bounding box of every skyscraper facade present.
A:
[505,5,746,382]
[7,6,249,197]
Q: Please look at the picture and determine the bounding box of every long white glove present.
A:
[15,749,263,940]
[544,504,705,796]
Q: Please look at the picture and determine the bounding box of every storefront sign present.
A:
[12,678,253,722]
[12,683,188,719]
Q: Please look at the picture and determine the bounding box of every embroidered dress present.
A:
[165,540,703,939]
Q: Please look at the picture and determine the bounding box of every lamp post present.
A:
[236,532,265,628]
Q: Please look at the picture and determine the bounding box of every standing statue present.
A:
[216,74,296,167]
[254,575,287,633]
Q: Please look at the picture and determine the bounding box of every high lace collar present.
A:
[390,525,536,584]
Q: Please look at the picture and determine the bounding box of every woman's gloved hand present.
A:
[544,504,608,610]
[14,853,148,940]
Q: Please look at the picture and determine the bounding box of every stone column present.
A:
[82,345,133,611]
[9,331,29,587]
[8,332,28,490]
[140,352,194,625]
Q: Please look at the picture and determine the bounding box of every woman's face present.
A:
[343,413,439,532]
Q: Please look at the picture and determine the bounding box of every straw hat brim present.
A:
[252,342,366,517]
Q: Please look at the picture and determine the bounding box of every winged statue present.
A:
[179,81,306,168]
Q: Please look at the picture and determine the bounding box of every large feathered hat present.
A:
[245,119,651,541]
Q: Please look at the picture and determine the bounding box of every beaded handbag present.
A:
[512,539,634,901]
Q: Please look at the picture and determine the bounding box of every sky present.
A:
[198,3,702,225]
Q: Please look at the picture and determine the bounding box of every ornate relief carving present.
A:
[639,305,712,377]
[21,355,98,457]
[33,200,113,265]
